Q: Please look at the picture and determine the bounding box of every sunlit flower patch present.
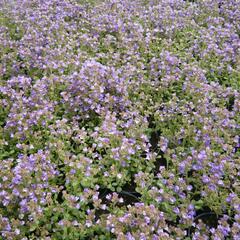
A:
[0,0,240,239]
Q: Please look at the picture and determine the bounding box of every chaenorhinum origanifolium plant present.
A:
[0,0,240,239]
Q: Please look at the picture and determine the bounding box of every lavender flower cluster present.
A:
[0,0,240,239]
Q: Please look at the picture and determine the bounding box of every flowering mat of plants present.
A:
[0,0,240,239]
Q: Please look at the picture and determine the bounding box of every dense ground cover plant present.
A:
[0,0,240,239]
